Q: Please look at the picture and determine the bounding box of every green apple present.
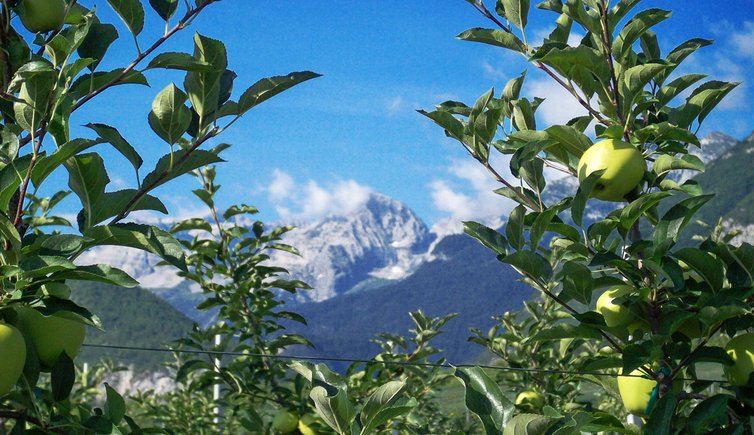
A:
[724,333,754,386]
[577,139,645,202]
[595,285,635,327]
[0,323,26,396]
[272,409,298,433]
[515,390,544,412]
[617,368,657,417]
[14,306,86,369]
[298,414,318,435]
[16,0,66,33]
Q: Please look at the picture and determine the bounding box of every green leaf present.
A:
[89,190,167,226]
[455,367,513,434]
[557,261,594,305]
[64,153,109,231]
[83,223,187,271]
[506,205,526,250]
[656,39,713,85]
[418,109,464,141]
[499,0,530,30]
[502,250,552,281]
[51,352,76,402]
[503,71,527,101]
[31,138,101,186]
[310,386,355,435]
[85,123,143,175]
[530,323,603,341]
[359,381,417,435]
[653,194,713,246]
[670,81,739,128]
[141,149,225,190]
[545,125,591,158]
[612,9,672,61]
[69,69,148,100]
[685,395,729,434]
[107,0,145,36]
[148,84,192,145]
[148,0,179,21]
[463,221,508,256]
[644,393,677,435]
[618,191,672,236]
[77,23,118,71]
[623,62,670,95]
[457,28,525,52]
[674,248,725,291]
[184,34,228,119]
[238,71,321,114]
[105,383,127,424]
[503,413,561,435]
[571,170,604,227]
[657,74,707,106]
[50,264,139,288]
[146,52,213,72]
[652,154,704,176]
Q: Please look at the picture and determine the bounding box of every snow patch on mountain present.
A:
[271,193,435,302]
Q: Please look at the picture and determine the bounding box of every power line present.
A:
[82,343,729,384]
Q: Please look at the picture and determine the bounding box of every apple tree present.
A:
[422,0,748,432]
[0,0,317,432]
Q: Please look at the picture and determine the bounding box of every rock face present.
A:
[270,193,435,302]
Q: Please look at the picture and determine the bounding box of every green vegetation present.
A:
[72,281,195,371]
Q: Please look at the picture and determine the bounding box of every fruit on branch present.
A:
[16,0,66,33]
[0,323,26,395]
[515,390,545,412]
[577,139,645,202]
[617,368,656,417]
[14,306,86,369]
[595,285,636,327]
[724,333,754,386]
[298,414,318,435]
[272,409,299,433]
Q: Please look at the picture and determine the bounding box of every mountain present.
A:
[270,193,435,302]
[76,193,435,305]
[283,232,533,369]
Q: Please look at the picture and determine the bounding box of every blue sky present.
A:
[47,1,754,230]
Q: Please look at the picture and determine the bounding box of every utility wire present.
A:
[82,343,729,384]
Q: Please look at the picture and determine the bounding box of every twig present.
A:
[0,410,66,434]
[108,127,219,224]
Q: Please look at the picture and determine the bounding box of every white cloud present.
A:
[482,60,508,81]
[428,157,515,233]
[386,96,404,115]
[527,78,589,127]
[269,169,295,201]
[730,21,754,61]
[266,170,373,221]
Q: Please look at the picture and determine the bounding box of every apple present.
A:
[272,410,299,433]
[0,323,26,396]
[595,285,636,328]
[298,414,318,435]
[617,368,656,417]
[14,306,86,369]
[515,390,545,412]
[16,0,66,33]
[724,333,754,386]
[577,139,645,202]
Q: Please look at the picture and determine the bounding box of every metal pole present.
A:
[213,334,222,425]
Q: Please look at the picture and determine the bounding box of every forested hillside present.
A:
[72,282,195,371]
